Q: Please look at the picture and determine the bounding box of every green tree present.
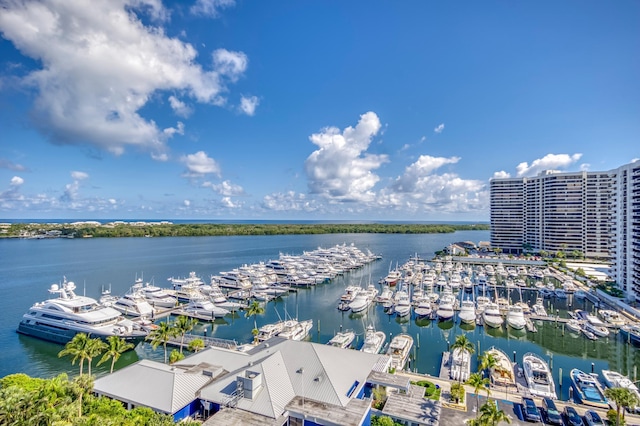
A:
[451,334,475,382]
[466,373,491,418]
[174,315,198,354]
[605,387,640,426]
[479,400,512,425]
[169,349,185,364]
[147,320,177,363]
[371,415,395,426]
[449,382,465,404]
[58,333,92,376]
[187,338,205,353]
[97,335,135,374]
[245,301,265,340]
[85,337,107,376]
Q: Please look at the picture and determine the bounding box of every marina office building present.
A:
[490,160,640,301]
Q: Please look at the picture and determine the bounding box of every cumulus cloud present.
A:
[181,151,221,177]
[305,111,388,202]
[239,95,259,116]
[220,196,240,208]
[191,0,235,17]
[168,96,192,117]
[183,199,191,207]
[516,153,582,177]
[0,0,248,157]
[492,171,511,179]
[61,171,89,202]
[203,180,244,196]
[10,176,25,186]
[71,171,89,181]
[434,123,445,134]
[262,191,318,212]
[0,159,27,171]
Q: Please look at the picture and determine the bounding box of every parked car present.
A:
[583,410,604,426]
[564,406,584,426]
[542,397,563,425]
[522,396,541,422]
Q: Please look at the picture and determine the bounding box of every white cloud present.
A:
[492,171,511,179]
[434,123,445,134]
[10,176,24,186]
[239,95,259,116]
[183,199,191,207]
[71,171,89,181]
[168,96,192,117]
[262,191,318,212]
[213,48,248,82]
[191,0,235,17]
[203,180,244,196]
[108,198,117,205]
[516,153,582,177]
[304,111,388,202]
[163,122,185,138]
[181,151,221,177]
[579,163,591,172]
[0,0,248,157]
[0,159,26,171]
[220,196,240,208]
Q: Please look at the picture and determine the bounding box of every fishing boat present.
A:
[360,324,386,354]
[450,347,471,382]
[570,368,609,409]
[522,352,557,399]
[483,302,504,328]
[485,347,515,388]
[458,300,476,324]
[386,333,413,371]
[506,305,526,330]
[327,329,356,349]
[601,370,640,412]
[413,299,433,318]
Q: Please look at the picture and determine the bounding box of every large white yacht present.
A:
[111,280,155,318]
[522,352,557,399]
[506,305,526,330]
[386,333,413,371]
[360,324,386,354]
[482,302,504,328]
[458,300,477,324]
[17,278,147,344]
[140,281,178,308]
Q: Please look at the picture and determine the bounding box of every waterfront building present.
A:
[94,337,393,425]
[490,160,640,300]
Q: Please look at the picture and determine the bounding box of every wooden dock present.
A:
[439,351,451,380]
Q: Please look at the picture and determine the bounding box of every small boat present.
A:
[386,333,413,371]
[582,327,598,340]
[337,300,351,311]
[327,329,355,349]
[450,347,471,382]
[483,302,504,328]
[566,319,583,333]
[620,324,640,346]
[538,288,554,299]
[413,299,433,318]
[506,305,526,330]
[570,368,609,409]
[598,309,626,327]
[583,321,610,338]
[522,352,557,399]
[485,347,515,388]
[360,324,386,354]
[601,370,640,412]
[458,300,476,324]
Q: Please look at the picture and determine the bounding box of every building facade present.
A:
[490,161,639,301]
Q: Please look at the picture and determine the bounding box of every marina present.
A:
[3,231,640,405]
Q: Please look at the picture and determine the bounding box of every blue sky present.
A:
[0,0,638,221]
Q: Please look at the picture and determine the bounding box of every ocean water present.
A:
[1,231,637,401]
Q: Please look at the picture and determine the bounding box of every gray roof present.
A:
[93,359,211,414]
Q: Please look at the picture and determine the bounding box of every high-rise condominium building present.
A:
[490,161,640,301]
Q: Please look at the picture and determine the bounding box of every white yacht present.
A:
[140,281,177,308]
[360,324,386,354]
[183,295,230,318]
[277,319,313,341]
[601,370,640,412]
[458,300,476,324]
[17,278,147,344]
[450,347,471,382]
[436,297,455,321]
[413,299,433,318]
[327,329,355,349]
[393,290,412,317]
[349,289,372,313]
[256,322,284,343]
[482,302,504,328]
[532,297,548,317]
[111,280,155,318]
[486,347,515,388]
[522,352,557,399]
[386,333,413,371]
[506,305,526,330]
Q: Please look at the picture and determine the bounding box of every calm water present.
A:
[1,231,638,401]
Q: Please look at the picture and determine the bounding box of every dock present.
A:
[439,351,451,380]
[166,333,238,350]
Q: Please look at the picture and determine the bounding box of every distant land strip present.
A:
[2,223,489,239]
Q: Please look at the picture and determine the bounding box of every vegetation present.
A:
[0,373,199,426]
[173,315,198,355]
[58,333,106,376]
[475,400,511,425]
[370,415,404,426]
[449,382,465,404]
[372,386,387,410]
[466,373,491,418]
[411,380,441,400]
[147,320,178,364]
[169,349,185,364]
[97,335,135,374]
[598,281,625,298]
[187,338,205,353]
[245,301,265,340]
[604,387,639,426]
[4,222,489,239]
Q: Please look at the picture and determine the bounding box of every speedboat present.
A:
[483,302,504,328]
[506,305,526,330]
[360,324,386,354]
[277,319,313,341]
[17,278,147,344]
[450,347,471,382]
[601,370,640,412]
[522,352,557,399]
[386,333,413,371]
[532,297,548,317]
[327,329,355,349]
[413,299,432,318]
[458,300,476,324]
[140,281,177,308]
[485,347,515,388]
[583,321,609,338]
[111,280,155,318]
[598,309,626,327]
[582,327,598,340]
[566,319,583,333]
[570,368,609,409]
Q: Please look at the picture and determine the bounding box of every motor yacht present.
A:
[436,298,455,321]
[598,309,626,327]
[413,299,433,318]
[450,347,471,382]
[17,278,147,344]
[570,369,609,409]
[485,347,515,388]
[140,281,177,308]
[522,352,557,399]
[386,333,413,371]
[601,370,640,412]
[482,302,504,328]
[360,324,386,354]
[183,295,230,318]
[506,305,526,330]
[256,321,284,343]
[458,300,476,324]
[327,329,355,349]
[393,290,412,317]
[349,289,372,313]
[277,319,313,341]
[111,280,155,318]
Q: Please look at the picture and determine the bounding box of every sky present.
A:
[0,0,638,221]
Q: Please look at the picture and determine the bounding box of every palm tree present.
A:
[188,338,205,353]
[479,351,511,382]
[479,399,512,426]
[84,337,107,376]
[97,336,134,373]
[605,387,640,426]
[466,373,491,418]
[147,320,177,363]
[245,301,265,341]
[58,333,91,376]
[174,315,198,354]
[451,334,475,382]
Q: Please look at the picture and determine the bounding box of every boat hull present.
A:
[17,321,146,345]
